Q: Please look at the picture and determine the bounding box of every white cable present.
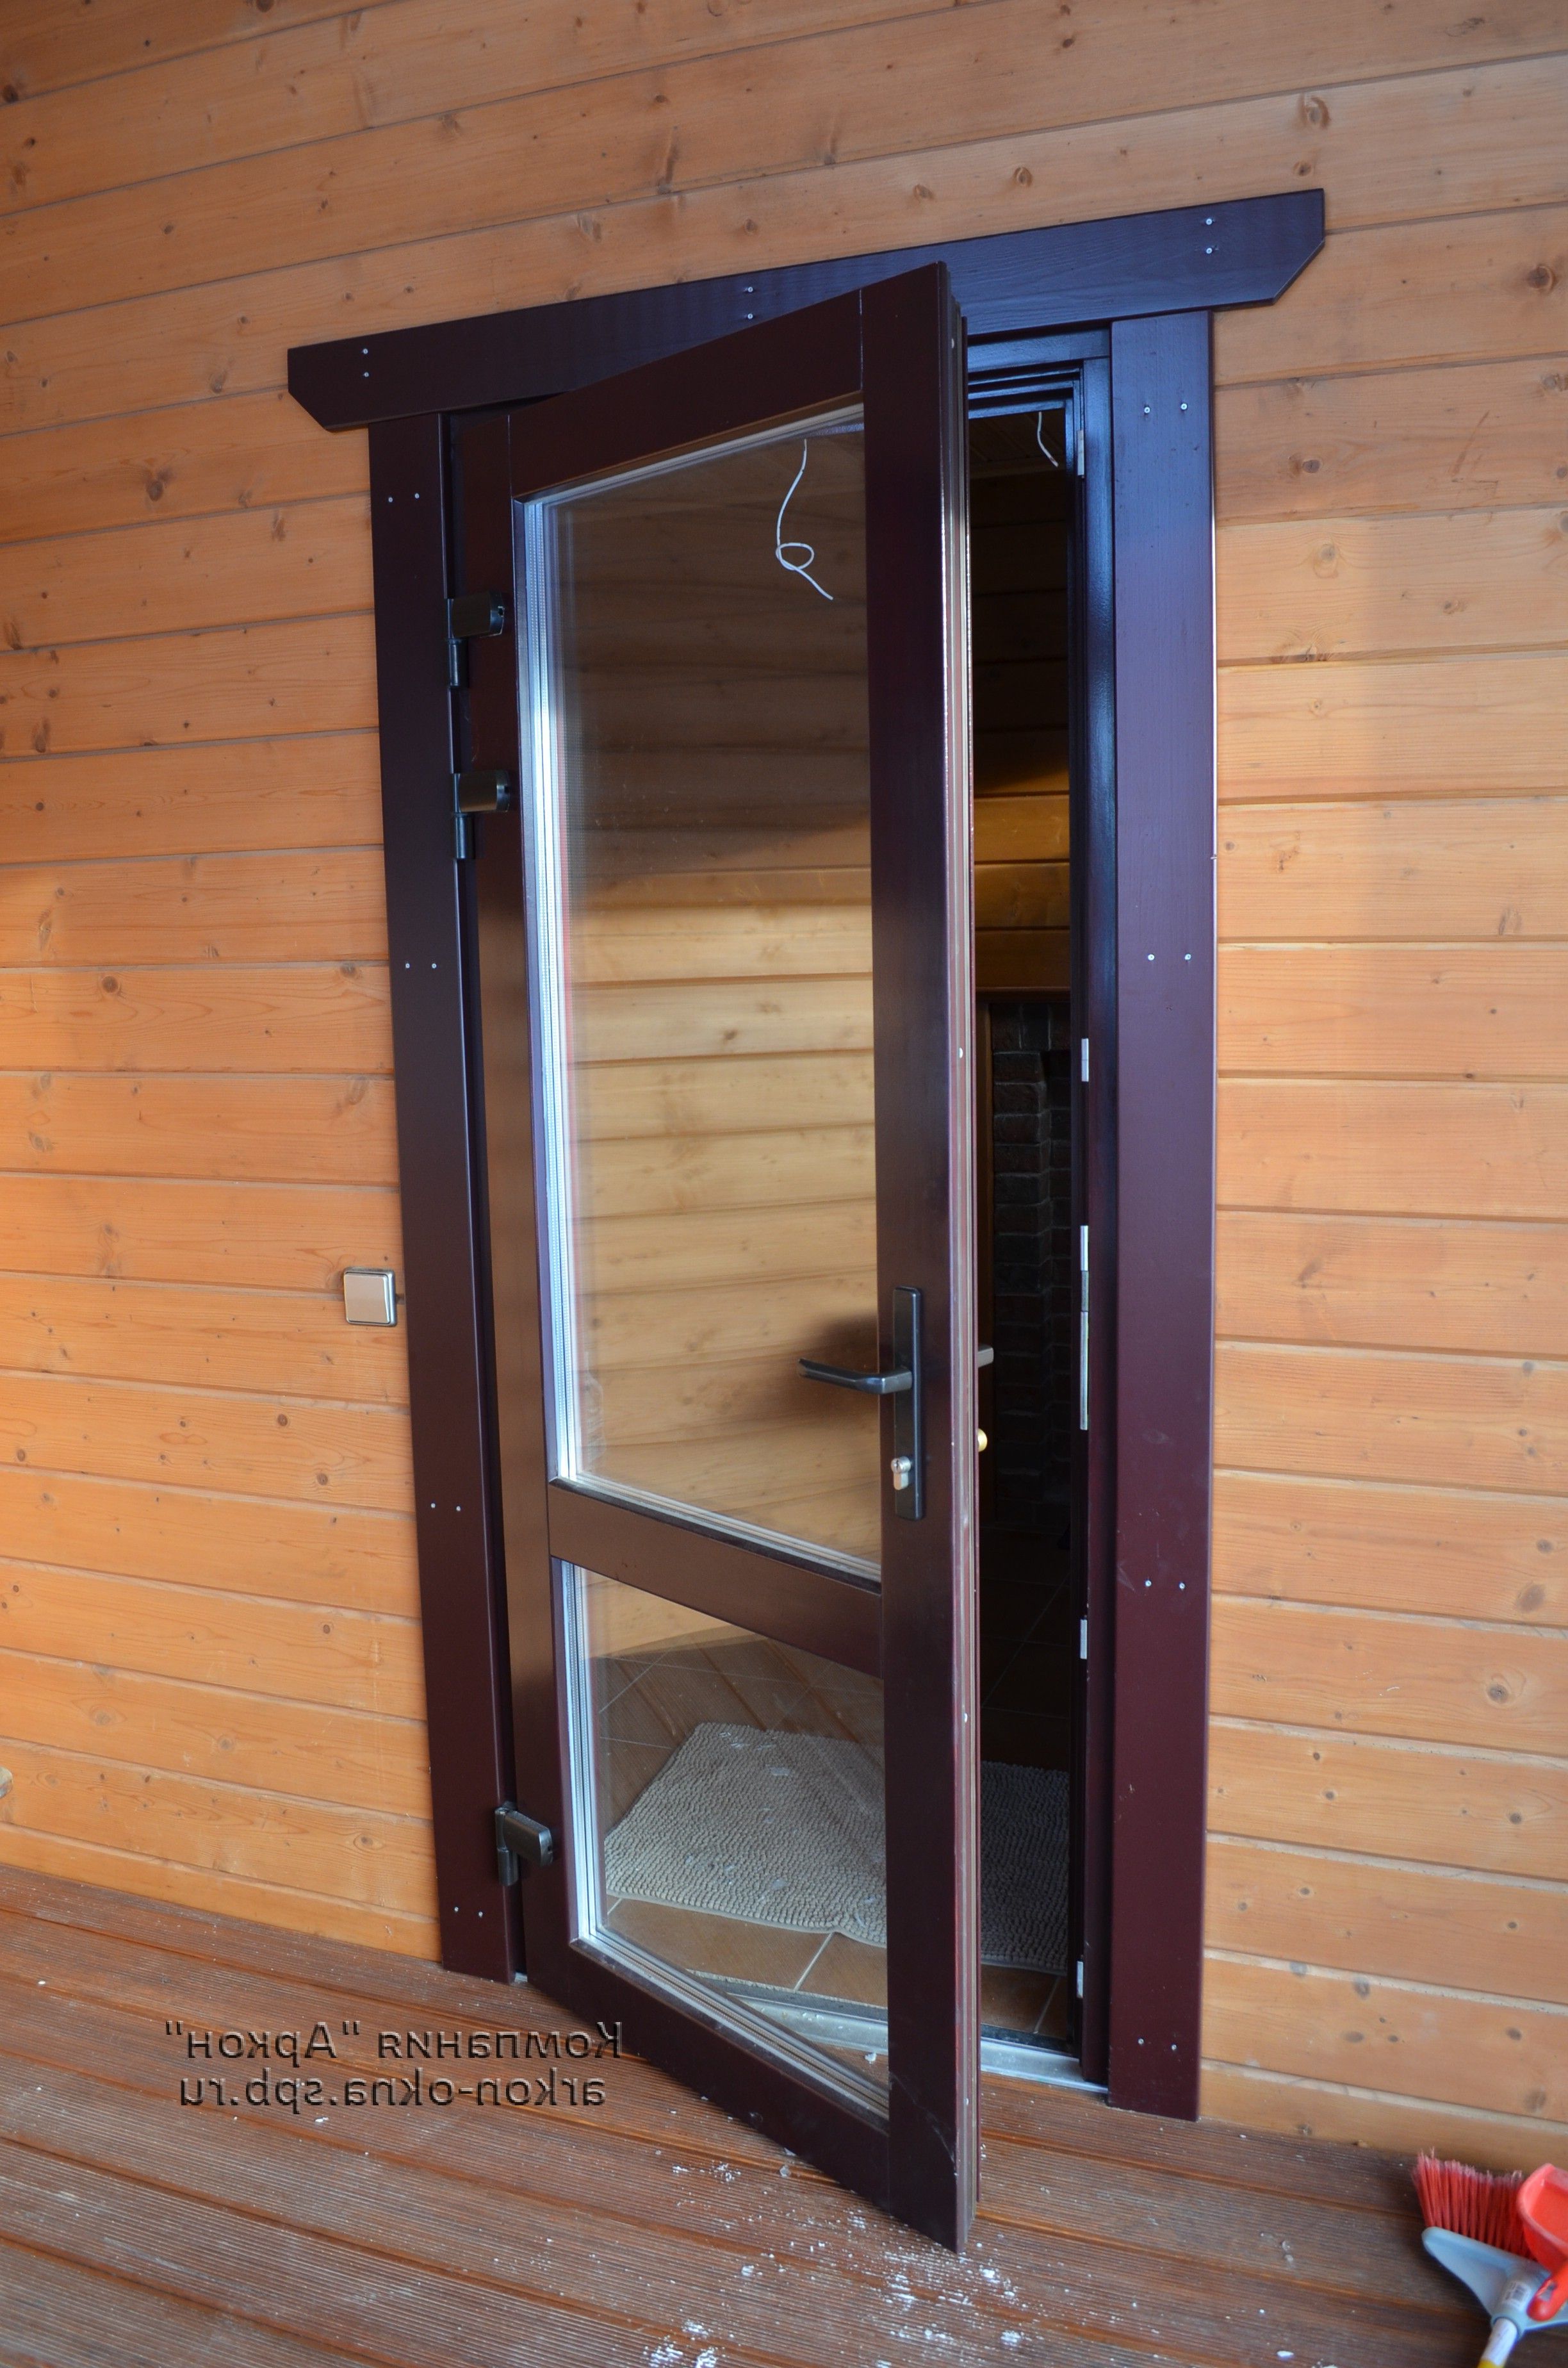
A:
[775,440,834,600]
[1035,411,1061,468]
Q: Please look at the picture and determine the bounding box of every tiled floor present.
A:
[579,1549,1077,2056]
[589,1593,891,2048]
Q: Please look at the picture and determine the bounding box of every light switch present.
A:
[343,1267,398,1326]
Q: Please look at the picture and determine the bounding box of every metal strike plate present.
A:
[495,1803,555,1886]
[342,1267,397,1327]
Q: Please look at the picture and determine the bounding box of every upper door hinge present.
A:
[446,591,507,689]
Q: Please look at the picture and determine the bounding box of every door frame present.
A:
[289,190,1323,2121]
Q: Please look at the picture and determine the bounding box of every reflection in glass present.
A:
[524,411,881,1577]
[567,1566,888,2101]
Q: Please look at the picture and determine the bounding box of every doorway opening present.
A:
[972,399,1081,2063]
[533,391,1091,2088]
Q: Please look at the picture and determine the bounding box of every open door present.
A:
[459,264,977,2244]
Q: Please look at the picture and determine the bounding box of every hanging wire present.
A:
[774,440,835,600]
[1035,411,1061,468]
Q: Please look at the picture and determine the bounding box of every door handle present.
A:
[797,1343,991,1390]
[797,1308,986,1523]
[799,1287,924,1522]
[798,1358,912,1394]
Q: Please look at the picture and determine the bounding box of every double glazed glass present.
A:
[524,409,883,1578]
[566,1565,888,2096]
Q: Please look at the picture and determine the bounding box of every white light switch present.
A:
[343,1267,398,1326]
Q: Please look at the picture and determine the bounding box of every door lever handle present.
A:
[799,1287,926,1521]
[798,1357,912,1395]
[798,1344,990,1390]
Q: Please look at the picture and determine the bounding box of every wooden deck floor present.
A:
[0,1864,1480,2367]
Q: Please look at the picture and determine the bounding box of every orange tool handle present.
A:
[1528,2270,1566,2323]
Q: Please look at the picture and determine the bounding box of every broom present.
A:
[1415,2157,1568,2365]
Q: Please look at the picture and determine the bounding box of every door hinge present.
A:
[494,1802,554,1886]
[1075,423,1086,477]
[1075,1957,1085,2000]
[453,768,515,860]
[1079,1223,1090,1432]
[446,591,507,690]
[1079,1615,1088,1663]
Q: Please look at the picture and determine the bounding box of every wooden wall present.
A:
[970,412,1072,997]
[1,0,1563,2157]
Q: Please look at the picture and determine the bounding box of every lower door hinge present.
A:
[494,1803,554,1886]
[453,768,515,860]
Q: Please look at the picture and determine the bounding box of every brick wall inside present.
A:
[988,997,1074,1534]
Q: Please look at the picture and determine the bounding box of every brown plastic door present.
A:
[460,264,977,2246]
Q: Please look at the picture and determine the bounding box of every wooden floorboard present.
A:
[0,1866,1478,2366]
[0,2237,365,2368]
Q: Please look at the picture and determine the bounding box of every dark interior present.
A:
[971,406,1079,2050]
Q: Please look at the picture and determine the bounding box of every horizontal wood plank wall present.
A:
[0,5,436,1957]
[1,0,1562,2153]
[1204,31,1568,2168]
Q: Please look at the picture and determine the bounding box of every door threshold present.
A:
[700,1977,1104,2098]
[981,2033,1103,2093]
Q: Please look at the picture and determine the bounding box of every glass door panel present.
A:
[568,1564,887,2100]
[468,264,975,2244]
[524,410,881,1577]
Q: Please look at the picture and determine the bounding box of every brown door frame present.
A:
[290,191,1322,2123]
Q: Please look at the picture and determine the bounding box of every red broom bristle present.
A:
[1415,2155,1527,2254]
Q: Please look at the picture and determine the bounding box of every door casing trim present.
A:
[291,190,1323,2123]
